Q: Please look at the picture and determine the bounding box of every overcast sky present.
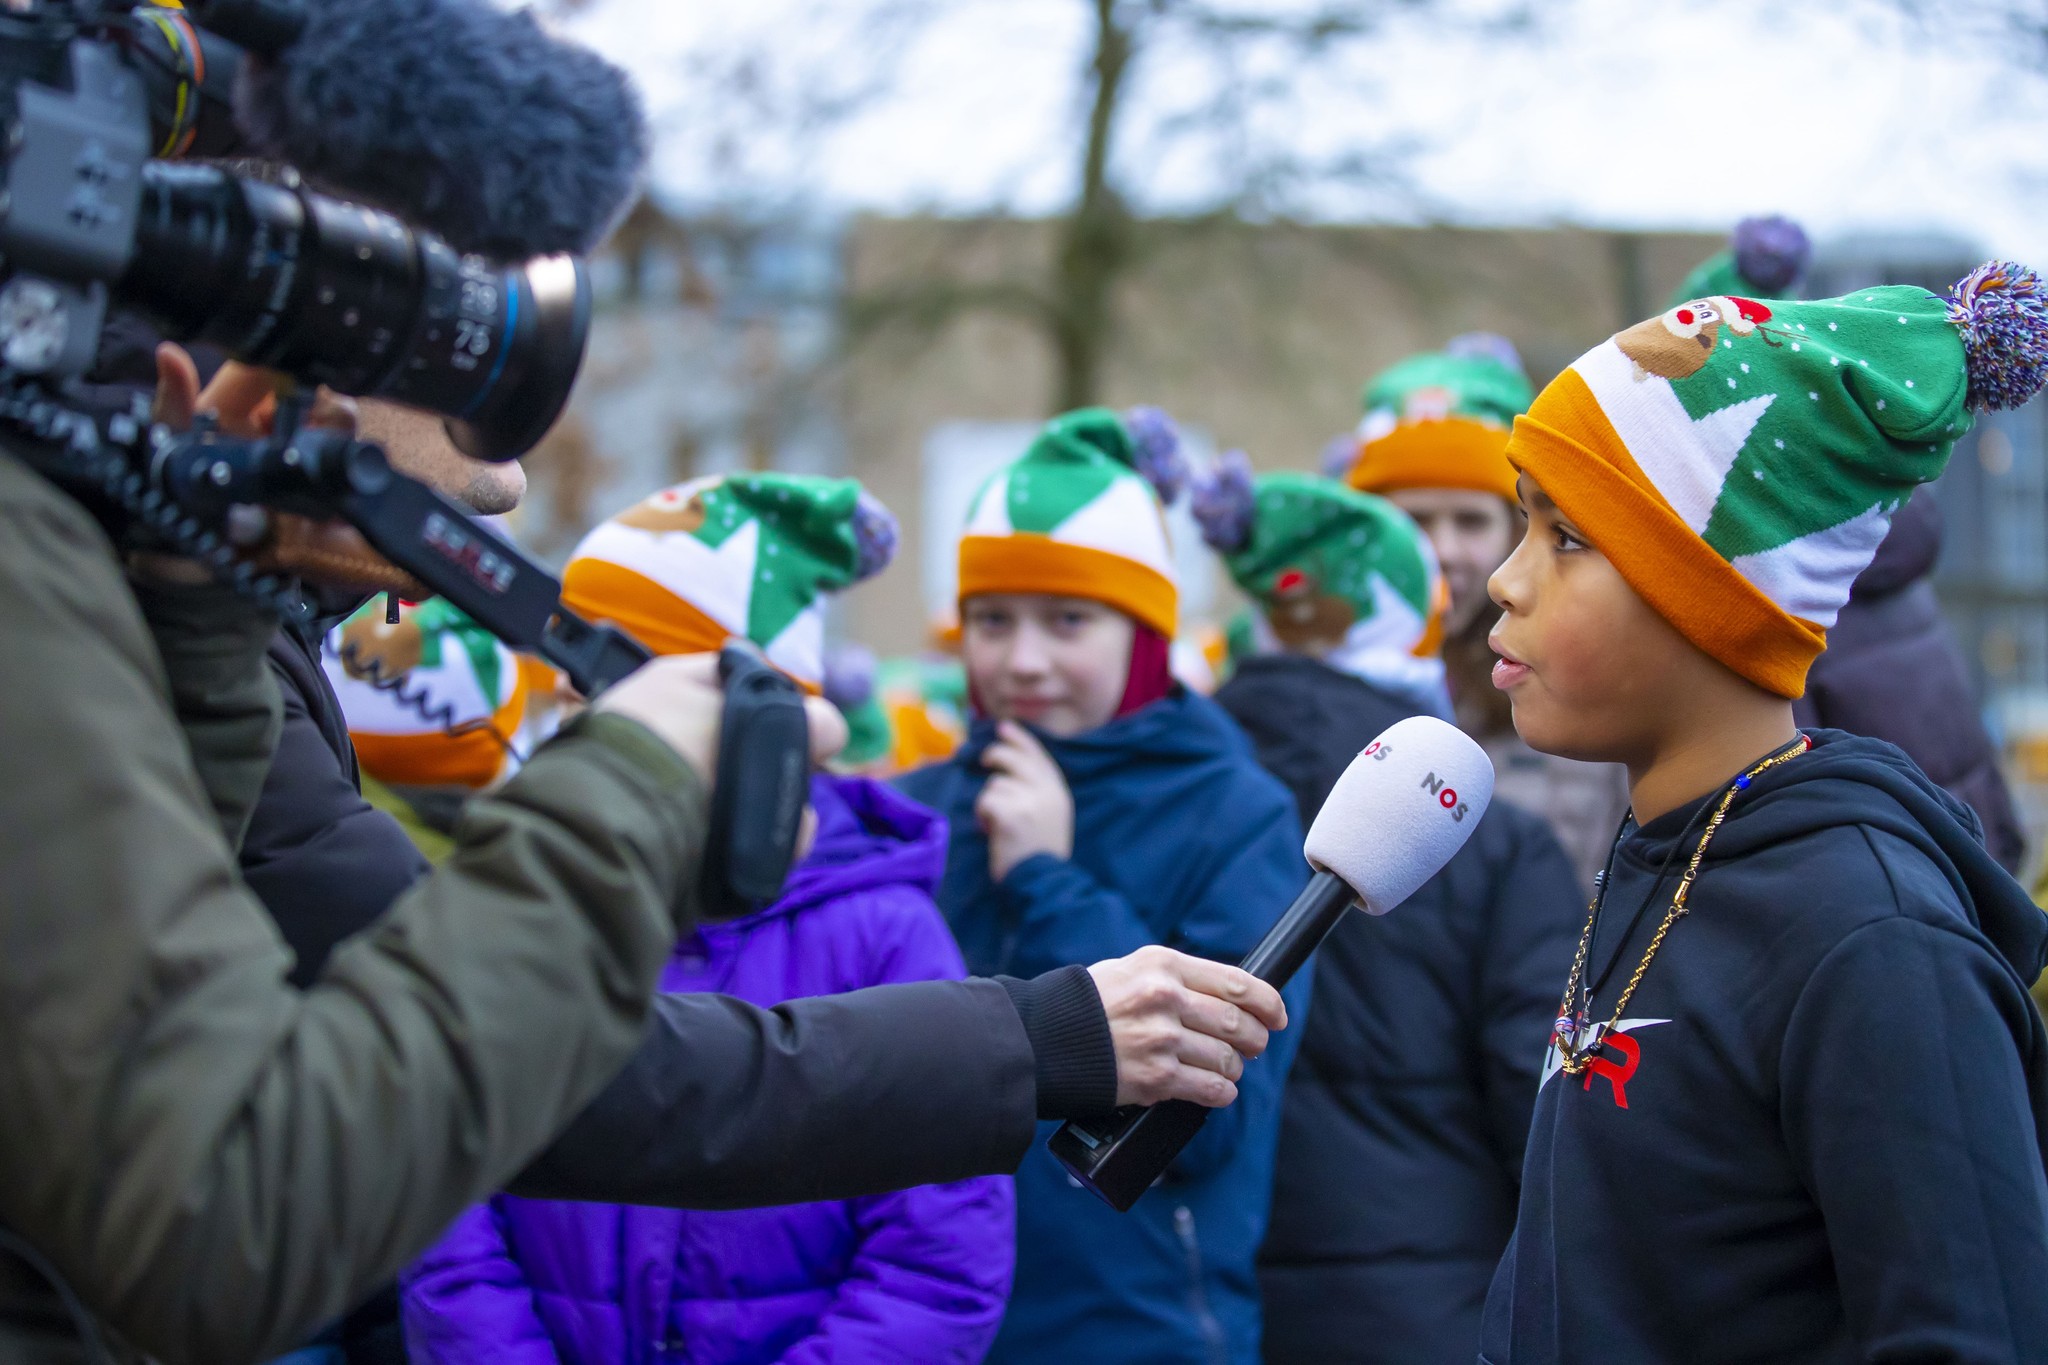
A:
[561,0,2048,265]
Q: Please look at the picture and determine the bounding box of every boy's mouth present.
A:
[1488,634,1532,691]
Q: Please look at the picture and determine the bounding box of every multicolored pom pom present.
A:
[1732,215,1811,296]
[823,644,878,711]
[1190,448,1257,554]
[850,490,900,581]
[1123,405,1189,505]
[1443,331,1527,378]
[1948,260,2048,412]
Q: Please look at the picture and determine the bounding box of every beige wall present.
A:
[836,216,1724,654]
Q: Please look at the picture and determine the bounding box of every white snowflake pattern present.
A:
[1809,392,1820,401]
[1829,322,1839,331]
[1740,363,1751,373]
[1791,343,1802,352]
[1775,439,1786,449]
[1906,380,1915,388]
[1754,469,1766,480]
[1727,378,1738,389]
[1898,317,1909,325]
[1877,399,1887,410]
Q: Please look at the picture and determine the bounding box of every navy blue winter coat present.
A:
[899,690,1311,1365]
[1482,730,2048,1363]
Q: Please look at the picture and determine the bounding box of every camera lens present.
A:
[119,162,590,460]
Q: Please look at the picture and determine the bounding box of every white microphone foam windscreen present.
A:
[1302,715,1496,916]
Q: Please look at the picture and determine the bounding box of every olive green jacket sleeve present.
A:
[126,577,286,851]
[0,454,707,1365]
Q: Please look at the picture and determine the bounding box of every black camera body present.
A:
[0,0,589,461]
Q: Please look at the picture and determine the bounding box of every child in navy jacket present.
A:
[899,407,1310,1364]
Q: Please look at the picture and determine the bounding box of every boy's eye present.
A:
[1550,523,1586,553]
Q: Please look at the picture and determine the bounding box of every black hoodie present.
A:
[1480,730,2048,1365]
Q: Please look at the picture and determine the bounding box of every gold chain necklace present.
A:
[1551,736,1811,1076]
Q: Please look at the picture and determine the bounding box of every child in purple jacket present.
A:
[401,475,1013,1365]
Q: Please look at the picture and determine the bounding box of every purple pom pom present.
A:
[1319,433,1359,480]
[1444,331,1526,378]
[851,491,900,582]
[1123,406,1189,505]
[1191,450,1257,554]
[1733,215,1810,295]
[1949,260,2048,412]
[823,644,878,710]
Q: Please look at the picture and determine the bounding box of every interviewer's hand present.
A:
[1088,944,1288,1109]
[596,653,849,784]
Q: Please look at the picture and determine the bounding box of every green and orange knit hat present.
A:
[1345,333,1533,504]
[957,406,1187,636]
[326,598,530,790]
[1194,454,1448,702]
[562,472,898,689]
[1508,261,2048,699]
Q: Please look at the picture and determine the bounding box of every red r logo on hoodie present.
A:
[1582,1032,1641,1109]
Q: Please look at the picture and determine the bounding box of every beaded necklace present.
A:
[1551,735,1812,1077]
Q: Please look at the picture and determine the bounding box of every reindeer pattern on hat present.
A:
[1618,295,1776,381]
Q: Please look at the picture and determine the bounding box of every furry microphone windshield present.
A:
[234,0,648,262]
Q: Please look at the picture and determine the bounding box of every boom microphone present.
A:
[1049,716,1495,1211]
[212,0,648,261]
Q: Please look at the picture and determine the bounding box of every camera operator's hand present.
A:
[152,344,360,441]
[596,653,850,782]
[1087,945,1288,1109]
[142,346,389,589]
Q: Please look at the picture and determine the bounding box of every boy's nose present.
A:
[1488,539,1530,611]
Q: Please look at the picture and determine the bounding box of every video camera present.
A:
[0,0,585,459]
[0,0,811,917]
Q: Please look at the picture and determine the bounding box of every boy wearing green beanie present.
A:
[1480,264,2048,1361]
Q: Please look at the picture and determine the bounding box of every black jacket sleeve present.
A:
[1782,914,2048,1361]
[508,976,1049,1207]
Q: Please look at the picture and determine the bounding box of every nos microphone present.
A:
[1049,715,1495,1211]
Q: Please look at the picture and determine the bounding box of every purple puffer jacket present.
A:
[400,774,1015,1365]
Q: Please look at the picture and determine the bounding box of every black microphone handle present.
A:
[1046,868,1360,1212]
[1238,869,1356,986]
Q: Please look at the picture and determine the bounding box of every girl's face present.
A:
[962,594,1134,738]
